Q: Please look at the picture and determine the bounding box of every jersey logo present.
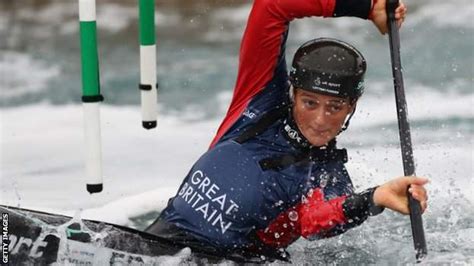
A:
[243,109,257,119]
[284,124,302,143]
[176,170,240,234]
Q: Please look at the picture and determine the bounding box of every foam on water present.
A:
[1,104,472,204]
[1,105,215,213]
[353,84,473,129]
[204,4,251,42]
[0,52,60,98]
[408,0,474,29]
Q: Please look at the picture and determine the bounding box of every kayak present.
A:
[0,205,282,264]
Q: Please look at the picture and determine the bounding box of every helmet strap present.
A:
[288,85,295,103]
[340,103,357,132]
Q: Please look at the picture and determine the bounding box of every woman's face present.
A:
[292,89,355,147]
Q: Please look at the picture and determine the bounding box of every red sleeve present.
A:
[209,0,337,147]
[256,188,347,248]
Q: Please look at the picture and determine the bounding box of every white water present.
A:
[1,100,472,217]
[0,104,474,263]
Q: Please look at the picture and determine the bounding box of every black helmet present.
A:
[289,38,366,100]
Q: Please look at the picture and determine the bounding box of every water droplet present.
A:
[451,63,458,72]
[301,194,308,203]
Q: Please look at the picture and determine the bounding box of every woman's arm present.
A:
[210,0,374,147]
[256,176,428,248]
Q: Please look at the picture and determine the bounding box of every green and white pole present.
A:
[79,0,103,193]
[138,0,158,129]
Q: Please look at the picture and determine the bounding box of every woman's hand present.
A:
[373,176,429,214]
[370,0,407,34]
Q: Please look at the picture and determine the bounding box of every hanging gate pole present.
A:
[138,0,158,129]
[79,0,103,193]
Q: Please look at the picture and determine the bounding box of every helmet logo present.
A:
[314,77,321,86]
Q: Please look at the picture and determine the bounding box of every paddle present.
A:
[386,0,428,261]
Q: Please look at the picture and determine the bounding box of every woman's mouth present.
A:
[310,127,329,136]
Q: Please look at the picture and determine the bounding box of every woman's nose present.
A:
[312,107,328,126]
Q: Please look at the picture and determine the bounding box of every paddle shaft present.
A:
[386,0,427,261]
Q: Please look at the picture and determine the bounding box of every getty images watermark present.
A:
[1,213,8,264]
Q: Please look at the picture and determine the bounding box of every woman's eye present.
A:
[303,100,316,107]
[329,105,342,113]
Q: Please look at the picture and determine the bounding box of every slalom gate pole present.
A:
[79,0,103,193]
[386,0,427,261]
[138,0,158,129]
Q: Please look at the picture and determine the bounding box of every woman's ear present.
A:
[349,99,358,113]
[351,103,357,113]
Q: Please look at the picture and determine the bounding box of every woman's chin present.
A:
[308,136,331,147]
